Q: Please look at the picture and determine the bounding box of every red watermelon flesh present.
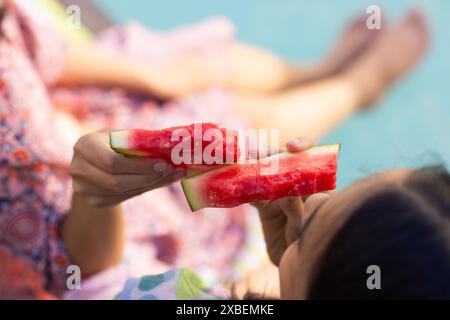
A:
[181,144,339,211]
[110,123,240,174]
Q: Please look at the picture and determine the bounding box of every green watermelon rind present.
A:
[181,144,340,212]
[181,177,206,211]
[109,131,148,157]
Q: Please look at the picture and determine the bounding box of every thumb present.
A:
[279,196,303,229]
[286,137,313,153]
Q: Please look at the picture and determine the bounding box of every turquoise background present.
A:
[95,0,449,188]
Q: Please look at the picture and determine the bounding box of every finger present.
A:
[75,169,186,207]
[105,155,172,175]
[251,200,286,225]
[150,167,187,189]
[250,200,271,210]
[279,197,304,228]
[285,137,313,153]
[71,157,173,193]
[171,167,187,181]
[300,190,334,202]
[73,176,160,196]
[279,197,305,244]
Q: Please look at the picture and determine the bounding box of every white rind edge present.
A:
[109,131,148,157]
[110,131,131,149]
[304,144,340,156]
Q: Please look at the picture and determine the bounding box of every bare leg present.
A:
[234,78,359,144]
[288,13,387,87]
[60,13,384,100]
[344,9,429,108]
[228,13,385,94]
[233,10,429,145]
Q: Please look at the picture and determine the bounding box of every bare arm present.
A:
[63,195,124,277]
[58,41,302,99]
[59,43,161,95]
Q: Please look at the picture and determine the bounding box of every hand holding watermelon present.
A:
[70,131,186,208]
[252,138,337,266]
[251,138,313,265]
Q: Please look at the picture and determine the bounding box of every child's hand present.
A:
[252,137,313,266]
[70,131,186,208]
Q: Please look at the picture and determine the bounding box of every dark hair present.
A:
[307,166,450,299]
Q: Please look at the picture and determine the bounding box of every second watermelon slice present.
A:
[181,144,340,211]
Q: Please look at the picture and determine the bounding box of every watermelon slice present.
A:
[181,144,340,211]
[110,123,240,174]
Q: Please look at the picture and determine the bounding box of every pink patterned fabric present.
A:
[0,2,259,299]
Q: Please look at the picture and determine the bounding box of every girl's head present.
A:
[279,166,450,299]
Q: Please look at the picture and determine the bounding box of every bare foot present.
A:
[289,13,386,86]
[344,9,429,108]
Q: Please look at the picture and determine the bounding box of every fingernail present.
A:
[154,161,169,172]
[172,168,187,181]
[289,138,309,149]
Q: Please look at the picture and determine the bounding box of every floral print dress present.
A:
[0,0,265,299]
